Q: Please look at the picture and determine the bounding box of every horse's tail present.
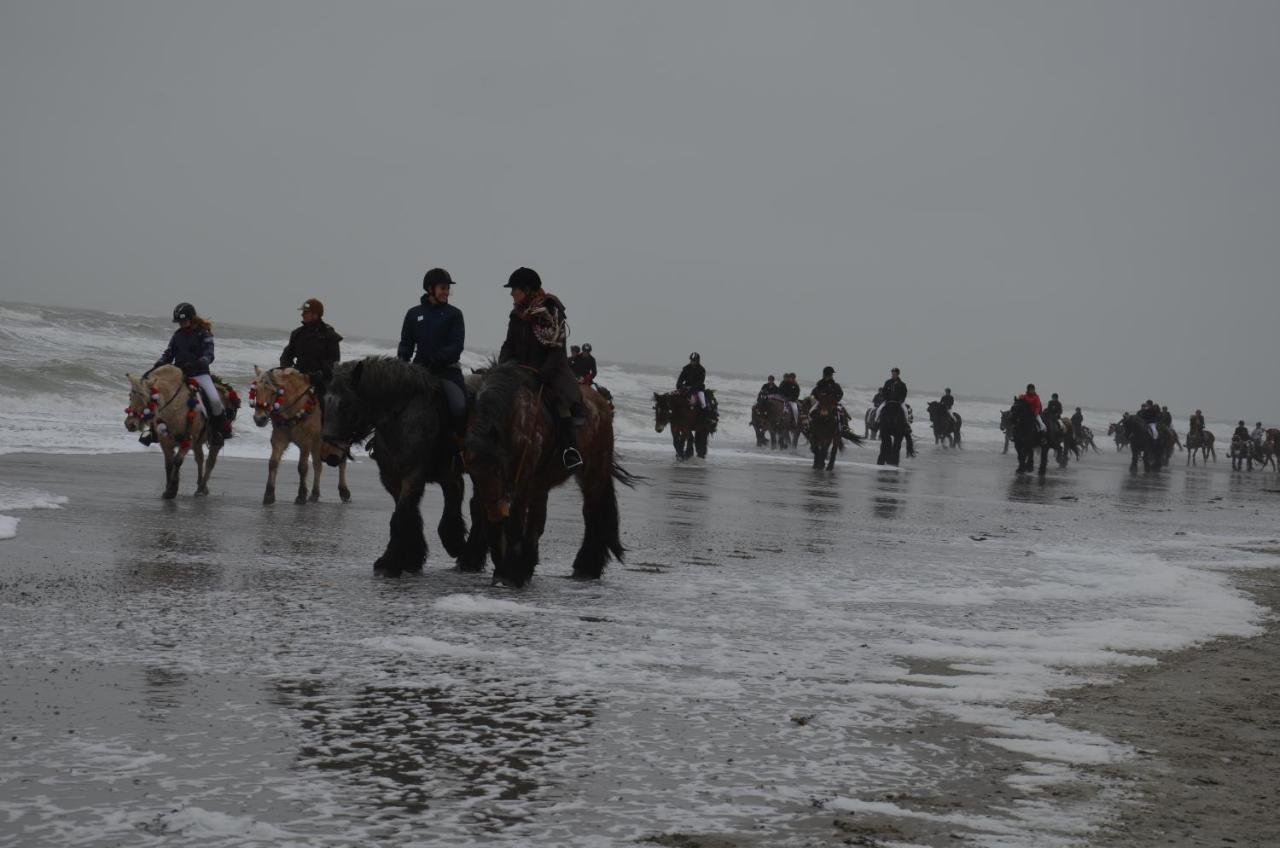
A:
[611,460,643,489]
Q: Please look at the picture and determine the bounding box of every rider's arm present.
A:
[154,333,175,369]
[396,309,416,362]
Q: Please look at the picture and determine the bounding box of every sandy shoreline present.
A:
[1,450,1278,847]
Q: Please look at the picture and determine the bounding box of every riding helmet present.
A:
[689,352,700,362]
[582,343,592,353]
[505,267,542,291]
[1026,383,1036,393]
[423,268,454,290]
[823,366,835,376]
[172,302,196,323]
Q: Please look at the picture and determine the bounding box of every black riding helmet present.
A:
[505,267,542,291]
[172,302,196,323]
[689,352,700,362]
[423,268,455,290]
[582,343,592,353]
[823,366,835,376]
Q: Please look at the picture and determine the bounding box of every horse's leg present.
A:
[436,473,467,559]
[161,441,178,498]
[573,473,623,580]
[827,437,837,470]
[695,428,708,458]
[381,472,428,576]
[337,458,352,502]
[309,440,324,502]
[264,431,285,505]
[493,503,528,587]
[193,443,207,495]
[518,488,549,581]
[295,444,311,504]
[457,494,489,573]
[170,443,190,497]
[201,439,219,494]
[671,428,683,459]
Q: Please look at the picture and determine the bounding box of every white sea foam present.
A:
[0,515,17,540]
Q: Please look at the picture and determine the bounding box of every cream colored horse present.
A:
[125,365,222,498]
[251,366,350,505]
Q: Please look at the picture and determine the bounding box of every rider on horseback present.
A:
[940,388,955,411]
[677,353,717,421]
[1071,407,1084,430]
[1044,393,1063,423]
[873,368,907,423]
[1019,384,1046,440]
[577,343,598,384]
[280,298,342,403]
[398,268,468,427]
[1234,421,1251,442]
[779,373,801,425]
[758,375,779,401]
[1252,421,1267,447]
[500,267,586,471]
[150,302,230,447]
[1190,410,1205,434]
[1137,401,1161,440]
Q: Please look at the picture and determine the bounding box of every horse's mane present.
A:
[337,356,439,403]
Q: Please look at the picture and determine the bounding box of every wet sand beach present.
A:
[1,447,1278,847]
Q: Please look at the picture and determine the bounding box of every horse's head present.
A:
[320,360,371,466]
[653,392,671,433]
[251,366,311,428]
[250,366,277,428]
[465,368,533,523]
[124,373,149,432]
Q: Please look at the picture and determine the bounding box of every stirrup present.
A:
[562,447,583,471]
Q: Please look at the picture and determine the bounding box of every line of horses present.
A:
[127,358,636,587]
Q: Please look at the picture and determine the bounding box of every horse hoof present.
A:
[309,492,320,503]
[294,494,307,505]
[339,488,351,503]
[162,489,177,500]
[195,488,208,497]
[263,492,275,505]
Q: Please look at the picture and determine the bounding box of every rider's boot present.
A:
[559,417,584,471]
[207,413,227,447]
[138,426,156,447]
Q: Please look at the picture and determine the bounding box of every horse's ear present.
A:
[351,360,365,389]
[127,373,141,390]
[652,391,660,401]
[254,365,262,378]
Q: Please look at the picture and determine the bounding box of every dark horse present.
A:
[654,391,713,459]
[464,363,635,587]
[1005,398,1051,474]
[876,401,911,466]
[926,401,962,448]
[759,395,798,450]
[320,357,467,577]
[806,396,860,469]
[1123,416,1171,472]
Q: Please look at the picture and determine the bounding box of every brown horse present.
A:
[251,366,350,505]
[125,365,229,498]
[464,364,636,587]
[1185,428,1217,465]
[653,391,712,459]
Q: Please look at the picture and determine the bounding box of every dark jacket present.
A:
[156,327,215,376]
[1234,425,1251,441]
[811,378,843,403]
[1189,414,1205,433]
[779,381,801,402]
[399,295,465,371]
[677,362,706,392]
[1070,410,1084,428]
[1160,409,1173,426]
[499,293,568,373]
[882,377,907,403]
[1044,399,1063,421]
[280,321,342,383]
[572,353,598,382]
[1138,406,1160,424]
[940,394,954,411]
[758,382,779,397]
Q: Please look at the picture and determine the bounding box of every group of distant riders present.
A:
[139,274,1270,473]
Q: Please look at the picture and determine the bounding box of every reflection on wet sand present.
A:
[272,676,595,831]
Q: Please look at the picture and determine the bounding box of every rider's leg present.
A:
[193,373,228,444]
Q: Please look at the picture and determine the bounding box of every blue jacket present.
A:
[156,327,215,376]
[398,295,465,371]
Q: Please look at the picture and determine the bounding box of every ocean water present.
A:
[2,302,1278,847]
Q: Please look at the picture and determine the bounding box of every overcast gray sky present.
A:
[2,1,1278,417]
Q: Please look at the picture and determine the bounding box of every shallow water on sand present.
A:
[1,447,1278,847]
